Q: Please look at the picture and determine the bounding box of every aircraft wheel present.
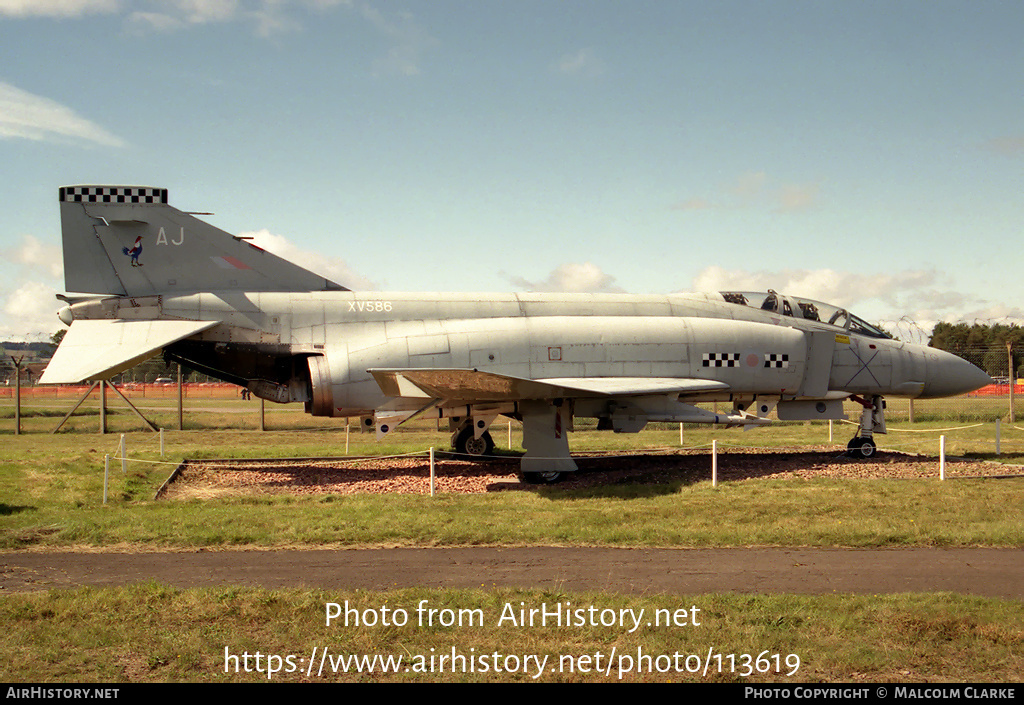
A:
[454,427,494,457]
[521,471,565,485]
[847,437,876,458]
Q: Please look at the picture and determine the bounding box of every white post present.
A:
[828,420,833,444]
[429,447,436,497]
[508,420,512,449]
[679,423,684,446]
[996,418,1001,456]
[940,435,946,481]
[103,454,109,504]
[120,434,127,474]
[345,421,350,455]
[160,428,165,458]
[712,440,718,488]
[13,358,20,436]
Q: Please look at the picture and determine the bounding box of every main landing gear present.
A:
[451,423,495,457]
[521,470,565,484]
[847,394,886,458]
[452,420,564,482]
[448,402,575,484]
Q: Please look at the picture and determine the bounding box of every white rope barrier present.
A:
[886,423,986,433]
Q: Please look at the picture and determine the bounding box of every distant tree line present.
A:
[929,322,1023,378]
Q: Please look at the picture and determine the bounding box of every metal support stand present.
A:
[105,382,158,432]
[99,379,107,434]
[10,355,23,435]
[51,380,158,434]
[177,364,184,431]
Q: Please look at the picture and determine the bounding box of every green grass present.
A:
[1,585,1021,682]
[0,416,1022,550]
[2,399,1023,683]
[5,474,1024,550]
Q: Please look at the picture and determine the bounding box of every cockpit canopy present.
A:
[720,290,892,339]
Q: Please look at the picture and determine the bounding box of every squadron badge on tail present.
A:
[122,236,143,266]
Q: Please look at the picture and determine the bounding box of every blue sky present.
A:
[1,0,1022,341]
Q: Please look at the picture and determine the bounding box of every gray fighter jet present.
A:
[41,186,991,482]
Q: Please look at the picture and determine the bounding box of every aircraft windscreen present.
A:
[720,291,891,339]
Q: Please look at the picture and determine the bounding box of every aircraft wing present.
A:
[40,319,221,384]
[369,368,729,402]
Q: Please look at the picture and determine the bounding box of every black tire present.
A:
[847,437,876,458]
[454,427,494,457]
[521,471,565,484]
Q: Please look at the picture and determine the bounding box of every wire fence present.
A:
[0,382,243,400]
[4,382,1024,459]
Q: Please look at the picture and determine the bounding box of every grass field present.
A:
[2,393,1023,682]
[3,585,1022,682]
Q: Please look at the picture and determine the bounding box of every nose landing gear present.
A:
[847,435,877,458]
[847,394,886,458]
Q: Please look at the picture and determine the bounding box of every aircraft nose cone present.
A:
[922,349,992,398]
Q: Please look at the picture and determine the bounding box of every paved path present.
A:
[2,547,1022,598]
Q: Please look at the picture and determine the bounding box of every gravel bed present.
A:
[162,447,1023,498]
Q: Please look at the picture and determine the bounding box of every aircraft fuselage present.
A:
[63,289,986,420]
[44,185,993,479]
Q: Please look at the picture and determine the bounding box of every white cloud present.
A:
[166,0,240,24]
[0,234,65,341]
[691,265,942,309]
[360,4,435,76]
[0,0,120,18]
[125,10,185,31]
[670,197,714,211]
[0,82,126,148]
[504,262,624,293]
[775,183,819,212]
[676,171,819,213]
[6,235,64,279]
[555,48,603,77]
[1,1,356,37]
[125,0,262,33]
[2,2,428,66]
[981,135,1024,158]
[0,281,64,341]
[125,0,306,36]
[239,229,377,290]
[732,171,767,200]
[688,265,1005,339]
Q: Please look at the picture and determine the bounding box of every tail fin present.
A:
[59,185,346,296]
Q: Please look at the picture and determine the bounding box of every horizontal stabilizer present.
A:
[370,368,730,402]
[40,319,221,384]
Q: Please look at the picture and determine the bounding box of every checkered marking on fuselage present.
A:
[702,352,740,368]
[59,186,168,204]
[764,353,790,368]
